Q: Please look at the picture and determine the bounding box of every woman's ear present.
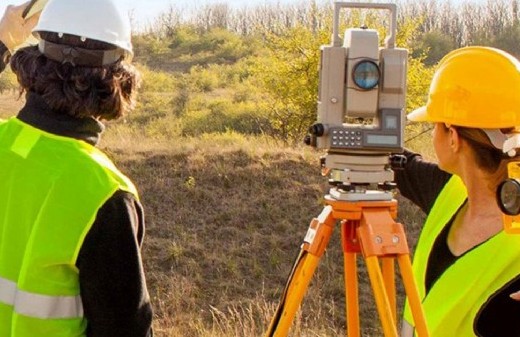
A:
[448,126,462,152]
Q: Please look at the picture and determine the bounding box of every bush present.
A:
[180,100,271,136]
[411,31,456,65]
[189,65,220,92]
[137,65,178,93]
[131,92,175,125]
[143,114,183,139]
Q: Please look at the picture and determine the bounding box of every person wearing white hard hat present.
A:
[397,47,520,337]
[0,1,153,337]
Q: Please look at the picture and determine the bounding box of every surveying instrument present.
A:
[265,2,429,337]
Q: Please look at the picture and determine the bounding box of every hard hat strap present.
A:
[38,40,127,67]
[483,129,507,150]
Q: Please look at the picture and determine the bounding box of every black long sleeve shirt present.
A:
[395,149,520,337]
[0,75,154,334]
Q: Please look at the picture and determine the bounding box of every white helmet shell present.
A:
[33,0,133,55]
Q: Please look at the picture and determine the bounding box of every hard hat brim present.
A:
[407,106,429,122]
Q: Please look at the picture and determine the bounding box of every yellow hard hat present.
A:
[408,46,520,128]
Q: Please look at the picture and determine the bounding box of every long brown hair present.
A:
[10,32,141,120]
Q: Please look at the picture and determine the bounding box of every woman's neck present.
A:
[447,161,504,256]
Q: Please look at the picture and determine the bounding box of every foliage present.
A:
[479,24,520,57]
[401,0,520,57]
[411,30,456,65]
[249,24,326,143]
[134,26,258,73]
[180,99,271,136]
[137,64,178,93]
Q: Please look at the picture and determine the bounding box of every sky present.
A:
[1,0,486,30]
[1,0,305,28]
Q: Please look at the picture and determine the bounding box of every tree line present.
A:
[147,0,520,59]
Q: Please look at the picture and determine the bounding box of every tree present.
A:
[411,30,456,66]
[251,24,327,142]
[493,25,520,58]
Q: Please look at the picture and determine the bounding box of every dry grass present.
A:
[0,92,24,119]
[102,129,425,337]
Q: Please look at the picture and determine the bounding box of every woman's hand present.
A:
[0,1,41,52]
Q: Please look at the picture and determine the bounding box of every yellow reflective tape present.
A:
[0,277,83,319]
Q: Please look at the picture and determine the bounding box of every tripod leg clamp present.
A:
[303,206,336,257]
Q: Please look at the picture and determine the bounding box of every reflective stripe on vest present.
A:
[0,277,83,319]
[402,175,520,336]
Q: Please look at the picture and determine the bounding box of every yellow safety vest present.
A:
[0,117,137,337]
[402,175,520,336]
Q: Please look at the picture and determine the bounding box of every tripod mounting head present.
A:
[306,2,408,198]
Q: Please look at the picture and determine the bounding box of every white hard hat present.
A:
[33,0,133,55]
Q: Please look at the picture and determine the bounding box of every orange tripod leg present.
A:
[366,256,399,337]
[354,201,430,337]
[397,254,429,337]
[265,253,321,336]
[342,221,360,337]
[382,257,397,321]
[264,206,336,337]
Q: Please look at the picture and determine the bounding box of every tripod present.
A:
[264,190,429,337]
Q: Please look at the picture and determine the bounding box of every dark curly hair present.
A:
[10,32,141,120]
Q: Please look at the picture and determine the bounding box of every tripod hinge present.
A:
[358,217,409,257]
[303,206,336,257]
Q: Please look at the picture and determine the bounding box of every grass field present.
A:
[1,92,426,337]
[110,134,426,337]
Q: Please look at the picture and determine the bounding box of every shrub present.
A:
[137,65,178,93]
[180,100,271,136]
[190,65,220,92]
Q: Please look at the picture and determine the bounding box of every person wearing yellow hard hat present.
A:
[397,46,520,337]
[0,1,153,336]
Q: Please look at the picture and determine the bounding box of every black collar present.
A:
[17,92,104,146]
